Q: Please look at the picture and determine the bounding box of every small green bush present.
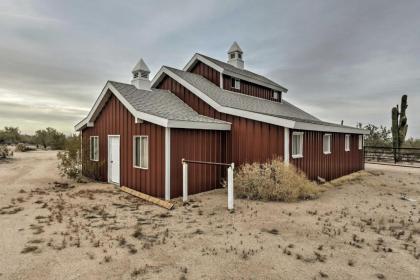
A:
[15,143,30,152]
[231,158,319,202]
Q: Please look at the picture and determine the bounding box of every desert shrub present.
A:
[231,158,319,202]
[0,145,13,158]
[57,135,82,180]
[15,143,30,152]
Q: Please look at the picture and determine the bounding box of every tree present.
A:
[34,127,66,150]
[0,127,21,144]
[363,124,392,147]
[34,129,49,148]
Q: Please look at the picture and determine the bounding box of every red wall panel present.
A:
[190,61,220,86]
[158,76,285,166]
[222,74,280,102]
[290,131,364,181]
[82,93,166,198]
[170,129,226,197]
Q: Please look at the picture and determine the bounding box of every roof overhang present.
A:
[182,53,288,93]
[151,67,369,135]
[74,81,231,132]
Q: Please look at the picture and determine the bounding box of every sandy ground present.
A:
[0,151,419,280]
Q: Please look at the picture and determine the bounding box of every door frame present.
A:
[107,135,120,186]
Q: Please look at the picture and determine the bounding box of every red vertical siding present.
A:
[82,93,166,198]
[190,61,220,86]
[289,131,364,181]
[222,74,281,102]
[158,76,285,167]
[170,129,226,197]
[158,74,364,182]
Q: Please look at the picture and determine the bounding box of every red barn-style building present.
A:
[75,42,368,200]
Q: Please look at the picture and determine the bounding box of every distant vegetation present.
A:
[363,123,419,149]
[0,126,67,150]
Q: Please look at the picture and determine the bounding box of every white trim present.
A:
[358,135,363,150]
[345,134,351,152]
[167,120,230,130]
[164,127,171,200]
[152,67,296,129]
[219,73,223,89]
[151,67,369,135]
[182,54,288,93]
[232,78,240,90]
[284,128,289,164]
[133,135,149,169]
[89,136,99,161]
[294,121,369,135]
[183,53,224,73]
[291,132,304,159]
[75,81,231,131]
[107,135,120,185]
[323,133,332,155]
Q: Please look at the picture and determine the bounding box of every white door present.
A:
[108,136,120,185]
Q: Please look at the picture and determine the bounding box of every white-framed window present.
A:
[231,78,240,90]
[345,134,350,152]
[273,91,279,100]
[90,136,99,161]
[323,134,332,154]
[292,132,304,158]
[133,136,149,169]
[358,135,363,150]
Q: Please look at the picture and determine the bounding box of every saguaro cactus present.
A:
[391,95,408,162]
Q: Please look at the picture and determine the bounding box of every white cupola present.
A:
[131,58,151,90]
[227,41,244,69]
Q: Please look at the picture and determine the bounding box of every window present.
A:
[238,53,242,59]
[231,78,240,90]
[323,134,331,154]
[133,136,149,169]
[90,136,99,161]
[273,91,279,100]
[358,135,363,150]
[345,134,350,152]
[292,132,304,158]
[230,53,235,59]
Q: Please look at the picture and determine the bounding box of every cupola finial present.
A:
[131,58,151,90]
[227,41,244,69]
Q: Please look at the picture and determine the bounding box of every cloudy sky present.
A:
[0,0,419,136]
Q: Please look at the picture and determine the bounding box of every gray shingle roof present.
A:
[109,81,229,125]
[197,53,287,92]
[163,67,364,132]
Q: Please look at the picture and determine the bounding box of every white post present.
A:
[284,127,290,165]
[182,160,188,202]
[227,163,234,210]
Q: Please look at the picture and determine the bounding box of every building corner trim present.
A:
[284,127,290,165]
[165,127,171,200]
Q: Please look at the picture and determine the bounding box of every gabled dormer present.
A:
[183,42,287,103]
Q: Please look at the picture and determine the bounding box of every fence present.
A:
[182,159,235,210]
[364,146,420,166]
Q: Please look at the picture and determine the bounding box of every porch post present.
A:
[182,159,188,202]
[227,163,234,210]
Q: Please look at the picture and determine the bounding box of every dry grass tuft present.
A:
[232,158,319,202]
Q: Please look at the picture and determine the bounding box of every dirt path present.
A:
[0,152,419,279]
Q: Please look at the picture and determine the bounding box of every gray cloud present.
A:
[0,0,418,136]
